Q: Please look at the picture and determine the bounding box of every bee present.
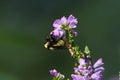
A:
[44,35,66,50]
[44,34,76,57]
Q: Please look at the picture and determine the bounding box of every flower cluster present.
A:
[45,15,105,80]
[71,58,104,80]
[50,15,78,39]
[50,69,65,80]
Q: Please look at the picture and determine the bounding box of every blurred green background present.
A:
[0,0,120,80]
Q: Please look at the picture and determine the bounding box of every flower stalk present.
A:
[45,15,104,80]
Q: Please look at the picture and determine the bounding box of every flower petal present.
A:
[69,22,77,28]
[53,19,62,29]
[50,69,58,76]
[93,58,104,68]
[91,71,103,80]
[68,15,75,22]
[72,30,78,37]
[68,15,78,24]
[94,66,104,72]
[71,74,83,80]
[50,29,64,38]
[61,16,68,24]
[78,58,86,65]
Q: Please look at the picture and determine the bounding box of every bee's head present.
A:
[49,34,60,42]
[44,34,58,49]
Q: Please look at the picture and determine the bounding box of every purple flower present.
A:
[91,71,103,80]
[93,58,104,68]
[50,69,58,76]
[71,74,83,80]
[72,30,78,37]
[71,74,92,80]
[50,29,65,39]
[71,58,104,80]
[68,15,78,28]
[51,15,78,40]
[49,69,65,79]
[53,15,78,29]
[61,16,68,24]
[78,58,86,65]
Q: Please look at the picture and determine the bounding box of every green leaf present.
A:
[84,46,90,54]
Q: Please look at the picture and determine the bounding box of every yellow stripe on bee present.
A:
[44,42,49,48]
[53,40,64,46]
[49,47,54,50]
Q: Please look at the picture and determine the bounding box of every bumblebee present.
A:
[44,34,76,57]
[44,35,65,50]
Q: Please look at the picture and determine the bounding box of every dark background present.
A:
[0,0,120,80]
